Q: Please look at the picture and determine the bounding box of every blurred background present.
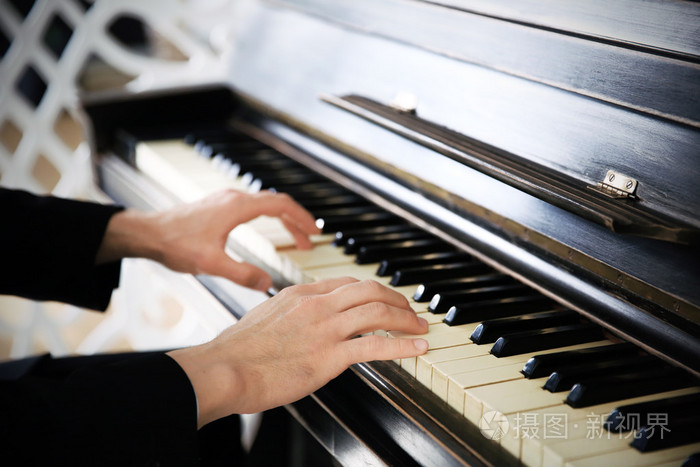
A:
[0,0,237,362]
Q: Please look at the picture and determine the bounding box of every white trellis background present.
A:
[0,0,241,360]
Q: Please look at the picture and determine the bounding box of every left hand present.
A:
[96,190,320,290]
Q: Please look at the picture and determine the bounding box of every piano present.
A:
[81,0,700,465]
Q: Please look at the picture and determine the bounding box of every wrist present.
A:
[96,209,164,264]
[167,343,241,428]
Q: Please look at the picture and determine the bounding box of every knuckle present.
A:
[367,301,389,318]
[360,279,384,294]
[296,293,320,310]
[275,192,293,203]
[277,284,301,300]
[336,276,358,286]
[221,188,240,201]
[365,335,385,354]
[287,282,316,297]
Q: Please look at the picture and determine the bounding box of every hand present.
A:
[96,190,320,290]
[167,277,430,427]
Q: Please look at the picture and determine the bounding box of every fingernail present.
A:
[418,317,429,328]
[413,339,429,352]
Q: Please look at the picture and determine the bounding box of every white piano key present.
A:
[415,310,447,325]
[388,322,477,376]
[436,361,525,403]
[564,442,700,467]
[505,387,700,465]
[444,341,607,415]
[416,343,490,388]
[391,284,424,301]
[538,387,700,467]
[304,262,393,285]
[277,243,351,270]
[463,378,562,425]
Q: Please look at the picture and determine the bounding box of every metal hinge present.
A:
[591,170,638,199]
[389,92,418,114]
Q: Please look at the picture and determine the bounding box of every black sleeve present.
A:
[0,188,124,311]
[0,352,201,466]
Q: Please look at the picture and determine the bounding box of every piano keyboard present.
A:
[130,128,699,467]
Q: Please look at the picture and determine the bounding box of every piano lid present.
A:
[223,0,700,233]
[210,0,699,294]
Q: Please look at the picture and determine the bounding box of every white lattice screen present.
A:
[0,0,238,359]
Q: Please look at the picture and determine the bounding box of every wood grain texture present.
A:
[279,0,700,127]
[423,0,700,58]
[228,0,700,228]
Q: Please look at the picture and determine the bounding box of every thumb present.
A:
[206,253,273,291]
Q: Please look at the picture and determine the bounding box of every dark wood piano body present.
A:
[83,0,700,465]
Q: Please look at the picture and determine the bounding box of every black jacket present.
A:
[0,188,205,465]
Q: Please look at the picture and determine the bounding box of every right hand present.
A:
[168,277,429,427]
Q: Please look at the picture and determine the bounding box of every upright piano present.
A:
[82,0,700,465]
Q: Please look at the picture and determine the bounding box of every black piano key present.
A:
[207,145,280,157]
[344,230,434,255]
[195,134,262,144]
[390,261,493,286]
[312,205,388,221]
[605,393,700,432]
[297,194,369,211]
[243,170,327,189]
[232,156,301,173]
[428,283,534,314]
[565,366,696,408]
[490,323,604,357]
[224,157,301,178]
[444,295,559,325]
[376,251,472,276]
[197,140,266,157]
[682,453,700,467]
[318,212,404,233]
[221,149,287,163]
[632,415,700,452]
[239,161,315,176]
[185,129,248,145]
[522,343,638,379]
[187,132,252,148]
[270,182,348,196]
[544,354,665,392]
[412,274,516,302]
[470,309,581,345]
[333,224,418,246]
[355,238,455,264]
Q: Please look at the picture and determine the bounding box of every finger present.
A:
[336,303,428,338]
[342,335,429,365]
[320,279,411,313]
[280,215,314,250]
[245,192,320,236]
[279,276,358,300]
[205,254,273,291]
